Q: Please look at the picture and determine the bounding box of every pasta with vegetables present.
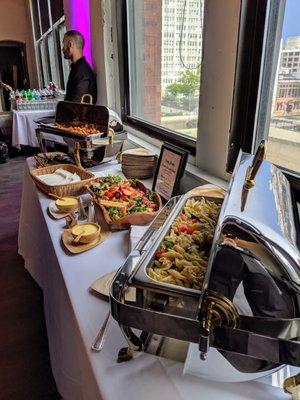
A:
[147,197,221,289]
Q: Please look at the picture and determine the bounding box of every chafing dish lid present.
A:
[55,101,109,127]
[217,151,300,284]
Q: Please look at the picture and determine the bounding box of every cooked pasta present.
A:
[147,197,221,289]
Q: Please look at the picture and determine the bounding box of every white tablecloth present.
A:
[18,158,290,400]
[12,109,55,149]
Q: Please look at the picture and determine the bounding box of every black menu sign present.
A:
[152,143,189,201]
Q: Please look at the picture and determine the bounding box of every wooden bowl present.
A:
[86,179,162,230]
[71,223,101,244]
[55,196,78,213]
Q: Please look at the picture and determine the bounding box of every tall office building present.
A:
[133,0,204,124]
[273,36,300,115]
[279,36,300,76]
[161,0,204,88]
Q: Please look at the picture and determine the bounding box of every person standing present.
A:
[62,30,97,104]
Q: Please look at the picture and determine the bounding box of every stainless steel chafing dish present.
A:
[110,141,300,383]
[35,96,127,168]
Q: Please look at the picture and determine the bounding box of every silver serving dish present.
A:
[110,141,300,383]
[130,195,222,298]
[35,100,127,167]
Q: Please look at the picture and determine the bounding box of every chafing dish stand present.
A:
[110,141,300,384]
[35,98,127,168]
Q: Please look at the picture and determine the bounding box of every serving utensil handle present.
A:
[91,311,111,352]
[48,193,63,200]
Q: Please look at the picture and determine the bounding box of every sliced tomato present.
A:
[142,197,151,205]
[122,188,134,196]
[104,191,114,199]
[155,249,166,259]
[120,182,130,189]
[110,186,120,194]
[178,224,195,234]
[121,195,128,201]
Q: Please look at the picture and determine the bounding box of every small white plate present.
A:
[48,200,70,219]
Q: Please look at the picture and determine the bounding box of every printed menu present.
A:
[154,149,181,200]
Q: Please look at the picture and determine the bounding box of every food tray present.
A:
[30,164,95,197]
[38,123,105,141]
[86,177,162,230]
[130,188,224,298]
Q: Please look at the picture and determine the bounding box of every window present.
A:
[124,0,204,151]
[58,23,70,89]
[40,40,49,86]
[37,41,45,86]
[31,0,41,40]
[39,0,50,34]
[50,0,64,24]
[117,0,242,177]
[30,0,69,89]
[47,33,59,83]
[254,0,300,174]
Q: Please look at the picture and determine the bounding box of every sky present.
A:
[282,0,300,40]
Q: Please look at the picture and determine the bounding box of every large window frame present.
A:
[116,0,242,174]
[227,0,268,172]
[252,0,300,179]
[117,0,203,156]
[115,0,300,181]
[29,0,68,89]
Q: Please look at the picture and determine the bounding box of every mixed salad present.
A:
[89,175,158,221]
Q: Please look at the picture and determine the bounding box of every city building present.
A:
[273,36,300,116]
[161,0,204,88]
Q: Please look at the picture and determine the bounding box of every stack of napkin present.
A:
[38,168,81,186]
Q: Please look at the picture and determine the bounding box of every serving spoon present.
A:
[48,193,68,201]
[73,227,86,243]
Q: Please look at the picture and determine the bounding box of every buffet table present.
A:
[18,157,290,400]
[12,109,55,149]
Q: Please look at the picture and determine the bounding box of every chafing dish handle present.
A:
[241,140,267,211]
[249,140,266,181]
[199,291,239,360]
[36,129,48,159]
[110,264,144,362]
[81,94,93,104]
[244,140,266,189]
[212,325,300,367]
[74,141,84,170]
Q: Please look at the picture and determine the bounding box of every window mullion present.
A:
[196,0,241,179]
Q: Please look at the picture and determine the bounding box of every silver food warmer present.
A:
[35,97,127,168]
[110,141,300,383]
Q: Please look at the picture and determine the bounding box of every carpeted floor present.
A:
[0,155,61,400]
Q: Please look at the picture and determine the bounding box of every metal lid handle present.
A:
[80,94,93,104]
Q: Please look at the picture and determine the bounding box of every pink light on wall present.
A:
[68,0,92,65]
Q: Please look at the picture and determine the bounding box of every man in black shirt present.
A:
[63,30,97,104]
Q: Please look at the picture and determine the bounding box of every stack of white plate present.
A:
[121,148,157,179]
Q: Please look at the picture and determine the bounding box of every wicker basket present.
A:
[30,164,95,197]
[85,178,162,230]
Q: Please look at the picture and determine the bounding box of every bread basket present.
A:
[30,164,95,197]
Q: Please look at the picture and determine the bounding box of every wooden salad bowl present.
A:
[85,178,162,230]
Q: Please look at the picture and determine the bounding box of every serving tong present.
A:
[90,221,162,354]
